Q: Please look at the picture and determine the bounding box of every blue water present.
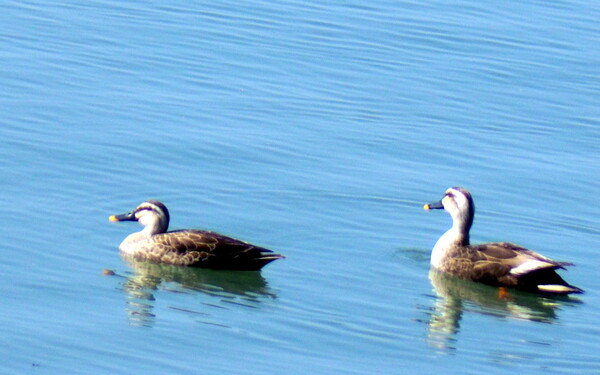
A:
[1,0,599,374]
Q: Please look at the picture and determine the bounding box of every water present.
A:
[1,0,599,374]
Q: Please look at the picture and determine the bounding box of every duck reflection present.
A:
[425,269,579,351]
[117,259,277,326]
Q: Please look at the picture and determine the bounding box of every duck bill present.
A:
[423,201,444,210]
[108,211,136,222]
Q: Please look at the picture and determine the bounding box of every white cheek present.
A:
[442,197,452,208]
[137,214,149,225]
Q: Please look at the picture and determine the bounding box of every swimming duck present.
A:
[109,200,284,270]
[424,187,582,294]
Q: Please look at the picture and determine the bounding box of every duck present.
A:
[424,187,582,294]
[109,200,284,270]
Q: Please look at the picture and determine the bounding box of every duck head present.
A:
[425,187,475,234]
[109,200,170,235]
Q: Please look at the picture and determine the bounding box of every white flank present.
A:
[537,285,574,294]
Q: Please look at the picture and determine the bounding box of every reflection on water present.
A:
[116,259,277,326]
[425,270,580,351]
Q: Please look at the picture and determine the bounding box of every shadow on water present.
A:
[423,269,582,352]
[111,259,277,326]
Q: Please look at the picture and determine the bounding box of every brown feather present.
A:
[126,230,283,270]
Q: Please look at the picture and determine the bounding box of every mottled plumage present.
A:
[109,200,284,270]
[424,187,582,294]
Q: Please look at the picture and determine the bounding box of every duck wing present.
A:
[444,242,581,293]
[140,230,283,270]
[469,242,568,276]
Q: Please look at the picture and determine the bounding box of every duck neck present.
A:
[140,216,167,237]
[450,209,472,246]
[430,215,471,269]
[446,224,470,247]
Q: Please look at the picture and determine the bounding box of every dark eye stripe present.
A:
[136,206,157,214]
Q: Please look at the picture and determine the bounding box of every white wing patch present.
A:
[510,259,555,276]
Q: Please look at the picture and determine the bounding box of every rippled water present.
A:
[1,0,599,374]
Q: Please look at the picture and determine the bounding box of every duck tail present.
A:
[259,253,286,262]
[537,284,584,294]
[519,267,583,295]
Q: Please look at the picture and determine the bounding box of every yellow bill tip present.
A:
[108,215,119,222]
[423,204,430,211]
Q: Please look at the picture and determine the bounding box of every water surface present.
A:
[1,0,599,374]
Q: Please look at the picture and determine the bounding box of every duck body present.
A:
[110,201,284,271]
[425,187,582,295]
